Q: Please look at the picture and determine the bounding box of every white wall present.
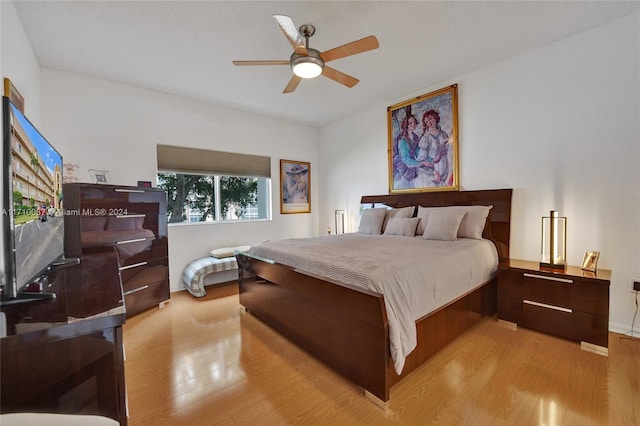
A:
[0,0,43,284]
[39,70,320,291]
[0,1,41,122]
[319,13,640,334]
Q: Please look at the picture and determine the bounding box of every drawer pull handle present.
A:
[115,189,145,193]
[119,261,148,271]
[117,238,147,245]
[524,299,572,313]
[524,273,573,284]
[116,214,146,219]
[123,285,149,296]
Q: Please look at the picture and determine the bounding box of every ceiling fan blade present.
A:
[233,60,290,66]
[320,35,379,63]
[322,66,359,88]
[273,14,307,55]
[283,75,302,94]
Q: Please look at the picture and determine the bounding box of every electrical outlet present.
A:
[634,281,640,292]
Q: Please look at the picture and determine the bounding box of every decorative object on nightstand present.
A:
[498,259,611,355]
[89,169,110,184]
[335,209,345,234]
[580,250,600,272]
[540,210,566,270]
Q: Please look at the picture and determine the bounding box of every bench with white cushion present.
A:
[182,246,250,297]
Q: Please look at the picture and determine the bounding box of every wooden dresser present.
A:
[64,183,169,318]
[498,259,610,354]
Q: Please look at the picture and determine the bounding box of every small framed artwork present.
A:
[581,251,600,272]
[280,159,310,214]
[4,78,25,113]
[387,84,459,194]
[89,169,110,184]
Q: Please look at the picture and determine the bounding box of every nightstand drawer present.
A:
[522,273,572,310]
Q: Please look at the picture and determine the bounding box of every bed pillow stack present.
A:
[358,204,492,240]
[416,205,492,241]
[358,206,416,235]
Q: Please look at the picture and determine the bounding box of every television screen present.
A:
[2,96,64,299]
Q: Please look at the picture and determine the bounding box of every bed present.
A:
[236,189,512,407]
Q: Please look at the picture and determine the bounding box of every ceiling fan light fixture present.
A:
[291,50,324,79]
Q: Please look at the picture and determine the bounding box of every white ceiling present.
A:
[13,1,638,128]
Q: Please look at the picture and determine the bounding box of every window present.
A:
[157,172,270,223]
[156,145,271,224]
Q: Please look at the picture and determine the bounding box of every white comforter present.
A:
[249,233,499,374]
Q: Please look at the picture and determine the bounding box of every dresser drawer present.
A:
[78,186,166,214]
[123,278,169,318]
[120,259,168,291]
[114,237,168,267]
[79,215,166,248]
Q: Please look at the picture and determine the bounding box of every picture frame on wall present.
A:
[580,251,600,272]
[280,159,310,214]
[387,84,459,194]
[4,78,25,114]
[89,169,110,184]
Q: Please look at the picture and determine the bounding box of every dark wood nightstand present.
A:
[498,259,611,355]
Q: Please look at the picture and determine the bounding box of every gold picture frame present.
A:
[580,251,600,272]
[387,84,459,193]
[4,78,25,113]
[280,159,310,214]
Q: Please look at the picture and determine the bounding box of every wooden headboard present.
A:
[361,189,512,260]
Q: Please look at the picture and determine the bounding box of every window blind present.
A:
[157,144,271,178]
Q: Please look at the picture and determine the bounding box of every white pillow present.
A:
[447,205,493,239]
[209,245,251,259]
[383,217,420,237]
[382,206,415,232]
[357,208,387,235]
[422,209,465,241]
[415,206,438,235]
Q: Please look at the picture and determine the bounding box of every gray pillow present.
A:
[383,217,420,237]
[422,209,465,241]
[357,208,387,235]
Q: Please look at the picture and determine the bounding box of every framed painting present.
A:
[280,159,310,214]
[4,78,25,113]
[387,84,459,193]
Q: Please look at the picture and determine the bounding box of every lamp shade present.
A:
[540,210,566,269]
[291,49,324,79]
[335,210,345,234]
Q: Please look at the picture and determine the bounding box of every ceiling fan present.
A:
[232,15,379,94]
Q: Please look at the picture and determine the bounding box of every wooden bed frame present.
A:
[236,189,512,407]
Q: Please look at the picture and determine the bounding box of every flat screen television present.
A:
[1,96,64,303]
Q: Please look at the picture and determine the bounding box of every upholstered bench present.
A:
[0,413,119,425]
[182,246,250,297]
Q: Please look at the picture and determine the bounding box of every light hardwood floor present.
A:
[123,284,640,425]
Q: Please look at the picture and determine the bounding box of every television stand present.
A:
[1,291,56,305]
[51,256,81,268]
[0,276,56,306]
